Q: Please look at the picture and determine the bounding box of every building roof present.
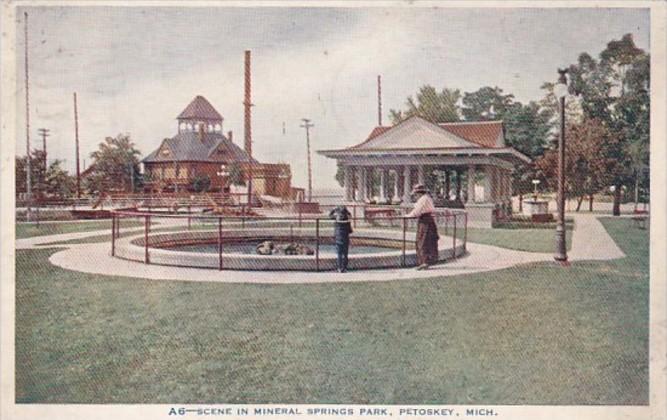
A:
[349,116,504,151]
[318,116,530,164]
[142,131,258,164]
[438,120,504,148]
[177,95,223,121]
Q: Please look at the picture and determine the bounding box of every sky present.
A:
[14,6,650,190]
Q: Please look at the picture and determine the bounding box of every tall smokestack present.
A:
[243,50,253,205]
[377,75,382,126]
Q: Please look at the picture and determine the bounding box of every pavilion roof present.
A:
[318,116,530,164]
[350,116,504,150]
[142,131,258,164]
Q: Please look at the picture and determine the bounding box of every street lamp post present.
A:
[532,179,540,201]
[554,68,569,262]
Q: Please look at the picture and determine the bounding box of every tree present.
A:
[15,149,47,198]
[389,85,461,124]
[44,160,76,198]
[566,34,649,215]
[461,86,515,121]
[84,134,142,194]
[190,175,211,193]
[227,162,246,186]
[536,118,619,211]
[335,162,345,187]
[626,137,649,210]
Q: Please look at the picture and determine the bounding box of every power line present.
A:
[300,118,314,202]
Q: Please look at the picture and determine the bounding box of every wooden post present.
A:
[73,92,81,198]
[352,205,357,229]
[315,218,320,272]
[402,217,407,267]
[111,213,116,256]
[464,212,468,252]
[452,214,457,260]
[218,217,223,271]
[144,215,150,264]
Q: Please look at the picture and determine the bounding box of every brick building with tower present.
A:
[142,95,293,198]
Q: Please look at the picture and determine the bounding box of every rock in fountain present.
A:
[256,241,314,256]
[256,241,275,255]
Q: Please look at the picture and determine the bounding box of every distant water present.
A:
[311,188,344,205]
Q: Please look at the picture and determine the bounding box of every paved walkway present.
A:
[16,213,626,284]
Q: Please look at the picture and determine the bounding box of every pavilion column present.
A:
[455,169,462,201]
[417,166,425,185]
[392,170,399,202]
[360,167,368,201]
[467,165,476,203]
[483,166,493,203]
[344,165,354,202]
[356,168,360,201]
[445,170,451,200]
[507,170,513,202]
[402,166,411,203]
[379,169,388,202]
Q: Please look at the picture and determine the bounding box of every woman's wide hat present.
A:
[411,184,428,195]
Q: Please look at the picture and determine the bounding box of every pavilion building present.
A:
[142,95,293,199]
[318,116,531,227]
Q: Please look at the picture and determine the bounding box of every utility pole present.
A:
[73,92,81,198]
[243,50,253,208]
[24,12,32,221]
[38,128,50,171]
[300,118,314,202]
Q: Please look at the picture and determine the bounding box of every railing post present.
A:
[218,217,223,271]
[452,214,457,260]
[298,204,302,228]
[402,217,407,267]
[144,214,150,264]
[464,212,468,252]
[111,213,116,256]
[352,205,357,229]
[315,218,320,272]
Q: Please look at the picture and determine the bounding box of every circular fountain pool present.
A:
[112,225,466,272]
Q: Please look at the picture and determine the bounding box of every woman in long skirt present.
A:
[405,184,439,270]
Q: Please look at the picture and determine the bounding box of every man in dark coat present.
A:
[329,205,353,272]
[405,184,439,270]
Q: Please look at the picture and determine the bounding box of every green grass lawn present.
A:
[15,220,143,239]
[464,227,573,253]
[15,217,647,404]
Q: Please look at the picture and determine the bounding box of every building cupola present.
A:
[177,95,224,134]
